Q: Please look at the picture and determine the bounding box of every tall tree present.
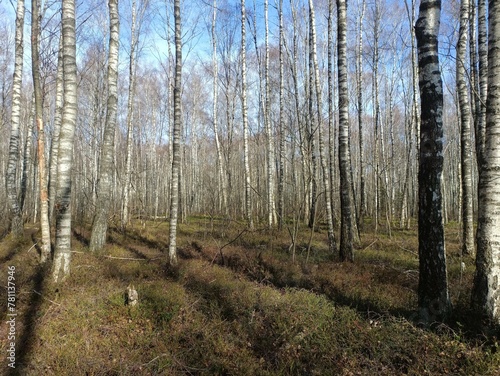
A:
[277,0,285,230]
[122,0,138,228]
[241,0,254,230]
[457,0,475,257]
[475,0,487,163]
[90,0,120,252]
[168,0,182,265]
[309,0,336,253]
[6,0,25,237]
[264,0,276,228]
[356,0,366,228]
[31,0,51,262]
[472,0,500,325]
[415,0,450,322]
[52,0,78,282]
[337,0,354,262]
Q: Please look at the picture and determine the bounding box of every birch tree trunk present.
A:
[277,0,285,230]
[457,0,475,257]
[415,0,450,322]
[309,0,336,253]
[90,0,120,252]
[168,0,182,265]
[356,0,366,228]
[475,0,487,164]
[472,0,500,325]
[241,0,254,230]
[53,0,78,283]
[122,0,138,228]
[337,0,354,262]
[6,0,25,237]
[264,0,276,228]
[31,0,51,262]
[211,0,228,216]
[49,37,63,224]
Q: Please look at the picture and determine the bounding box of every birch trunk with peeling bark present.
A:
[309,0,336,253]
[168,0,182,265]
[415,0,450,322]
[7,0,25,237]
[90,0,120,252]
[457,0,475,257]
[53,0,78,283]
[337,0,353,262]
[472,0,500,325]
[241,0,253,230]
[122,0,138,228]
[31,0,51,262]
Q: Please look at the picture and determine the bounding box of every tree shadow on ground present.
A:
[7,265,47,376]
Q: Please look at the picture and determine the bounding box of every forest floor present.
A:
[0,217,499,375]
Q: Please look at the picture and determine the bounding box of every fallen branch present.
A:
[104,255,148,261]
[27,242,38,253]
[361,239,378,252]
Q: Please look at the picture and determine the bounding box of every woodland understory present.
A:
[2,0,500,373]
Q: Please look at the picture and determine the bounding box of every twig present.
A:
[361,239,378,252]
[397,243,418,257]
[71,251,85,254]
[104,255,148,261]
[27,242,38,253]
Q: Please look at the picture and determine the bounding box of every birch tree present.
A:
[90,0,120,252]
[6,0,25,237]
[308,0,336,253]
[241,0,254,230]
[53,0,78,283]
[31,0,50,261]
[472,0,500,325]
[168,0,182,266]
[415,0,450,322]
[338,0,354,262]
[456,0,475,257]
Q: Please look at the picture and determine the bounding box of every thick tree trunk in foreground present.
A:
[32,0,51,262]
[472,0,500,325]
[7,0,25,237]
[337,0,353,262]
[168,0,182,266]
[415,0,450,322]
[53,0,78,283]
[90,0,120,252]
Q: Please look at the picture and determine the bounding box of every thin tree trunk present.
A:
[241,0,254,230]
[6,0,25,237]
[337,0,354,262]
[475,0,487,165]
[415,0,450,322]
[265,0,276,228]
[457,0,475,257]
[53,0,78,283]
[309,0,336,254]
[356,0,366,228]
[31,0,51,262]
[168,0,182,265]
[122,0,138,229]
[472,0,500,325]
[49,36,63,224]
[90,0,120,252]
[277,0,285,230]
[211,0,228,216]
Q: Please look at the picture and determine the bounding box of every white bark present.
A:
[53,0,78,283]
[6,0,25,236]
[472,0,500,325]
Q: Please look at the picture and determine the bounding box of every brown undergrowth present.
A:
[0,218,498,375]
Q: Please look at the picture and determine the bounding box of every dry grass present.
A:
[0,218,498,375]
